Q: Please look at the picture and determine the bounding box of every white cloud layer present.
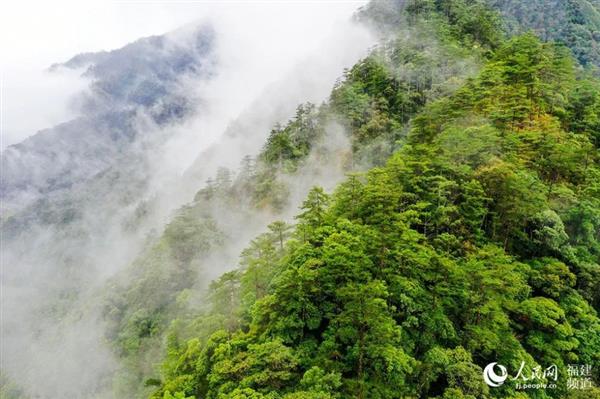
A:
[0,0,367,149]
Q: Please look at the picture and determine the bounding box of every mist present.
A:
[1,67,89,149]
[1,2,375,398]
[0,1,366,148]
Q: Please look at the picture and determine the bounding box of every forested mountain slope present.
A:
[133,1,599,399]
[96,4,487,396]
[1,8,375,399]
[2,1,599,398]
[0,25,219,399]
[1,25,214,213]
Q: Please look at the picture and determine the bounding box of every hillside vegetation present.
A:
[487,0,600,68]
[4,1,598,398]
[116,1,600,399]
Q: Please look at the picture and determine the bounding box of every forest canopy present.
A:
[138,1,600,399]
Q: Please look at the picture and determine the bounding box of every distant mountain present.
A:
[1,25,214,213]
[51,27,214,111]
[0,24,219,399]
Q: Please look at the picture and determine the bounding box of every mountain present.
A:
[1,25,214,213]
[0,24,219,399]
[2,1,600,398]
[0,9,376,399]
[134,2,600,399]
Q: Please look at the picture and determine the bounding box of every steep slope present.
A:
[1,25,214,213]
[144,2,600,399]
[0,9,377,399]
[92,3,493,397]
[2,1,599,398]
[0,25,219,399]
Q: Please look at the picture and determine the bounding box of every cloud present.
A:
[1,66,88,149]
[0,0,367,149]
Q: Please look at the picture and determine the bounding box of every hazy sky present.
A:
[0,0,366,149]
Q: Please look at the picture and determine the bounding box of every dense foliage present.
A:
[3,2,600,399]
[144,4,600,399]
[17,1,593,399]
[98,5,493,397]
[486,0,600,68]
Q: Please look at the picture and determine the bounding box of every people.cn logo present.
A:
[483,362,508,387]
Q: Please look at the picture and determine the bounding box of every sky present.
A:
[0,0,367,149]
